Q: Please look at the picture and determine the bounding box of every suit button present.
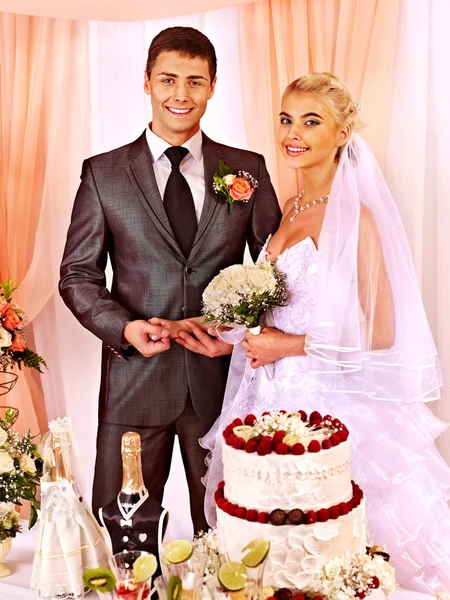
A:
[185,266,192,275]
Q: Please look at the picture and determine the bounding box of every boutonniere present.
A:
[213,160,259,212]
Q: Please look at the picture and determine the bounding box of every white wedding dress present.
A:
[215,233,450,594]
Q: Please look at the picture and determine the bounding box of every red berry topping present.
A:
[246,509,258,522]
[338,429,349,442]
[329,433,341,447]
[356,593,365,599]
[323,415,332,422]
[273,431,286,444]
[274,589,292,600]
[245,440,258,453]
[309,411,322,422]
[266,597,277,600]
[311,596,324,600]
[244,414,257,426]
[369,577,380,590]
[305,510,317,524]
[330,505,340,520]
[226,503,237,516]
[214,488,224,500]
[308,440,321,453]
[275,442,289,455]
[291,443,305,455]
[218,481,225,489]
[322,439,332,450]
[339,502,349,516]
[257,441,272,456]
[262,435,274,444]
[225,434,237,446]
[279,409,287,414]
[317,508,330,522]
[232,437,246,450]
[216,497,226,509]
[257,511,269,524]
[292,595,306,600]
[262,411,271,416]
[232,418,243,427]
[235,507,247,519]
[310,420,321,428]
[299,410,307,421]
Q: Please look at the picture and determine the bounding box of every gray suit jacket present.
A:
[59,131,281,428]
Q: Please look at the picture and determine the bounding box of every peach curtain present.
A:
[0,12,89,435]
[237,0,400,204]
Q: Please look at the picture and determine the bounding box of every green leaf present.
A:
[218,159,233,177]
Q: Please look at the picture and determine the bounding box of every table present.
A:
[0,523,437,600]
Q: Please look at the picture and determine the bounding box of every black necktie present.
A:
[163,147,197,257]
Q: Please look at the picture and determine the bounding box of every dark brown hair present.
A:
[146,27,217,83]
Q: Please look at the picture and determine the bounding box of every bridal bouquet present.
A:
[202,262,286,331]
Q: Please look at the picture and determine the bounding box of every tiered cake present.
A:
[216,410,366,591]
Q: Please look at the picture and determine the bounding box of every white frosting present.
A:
[222,439,352,511]
[217,500,367,591]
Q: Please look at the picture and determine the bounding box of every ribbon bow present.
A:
[120,518,132,527]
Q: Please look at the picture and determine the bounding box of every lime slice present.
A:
[241,539,270,568]
[167,575,183,600]
[164,540,193,564]
[233,426,254,442]
[133,553,157,583]
[218,561,248,591]
[83,568,116,593]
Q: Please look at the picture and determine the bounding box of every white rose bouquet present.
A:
[0,408,42,529]
[0,502,20,542]
[202,262,286,331]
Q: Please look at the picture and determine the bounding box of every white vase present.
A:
[0,537,12,577]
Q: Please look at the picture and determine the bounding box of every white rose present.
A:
[223,174,236,186]
[19,453,36,475]
[0,502,14,517]
[222,265,248,289]
[247,265,277,292]
[0,450,15,474]
[0,325,12,349]
[0,428,7,446]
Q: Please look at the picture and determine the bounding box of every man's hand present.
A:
[174,321,232,358]
[148,317,193,340]
[123,320,170,358]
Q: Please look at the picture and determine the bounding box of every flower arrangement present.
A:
[193,529,220,585]
[0,408,43,528]
[0,502,20,542]
[309,550,396,600]
[213,160,259,212]
[202,263,286,329]
[0,279,46,385]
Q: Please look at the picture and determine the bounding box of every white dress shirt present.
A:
[145,126,205,224]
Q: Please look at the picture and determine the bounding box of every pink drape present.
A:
[0,0,253,21]
[237,0,400,205]
[0,12,89,436]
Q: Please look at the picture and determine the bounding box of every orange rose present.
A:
[11,332,27,352]
[0,299,9,317]
[2,308,21,331]
[229,178,254,201]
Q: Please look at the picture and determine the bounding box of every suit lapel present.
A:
[126,132,185,261]
[188,134,223,261]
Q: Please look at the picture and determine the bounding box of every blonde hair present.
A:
[284,72,360,135]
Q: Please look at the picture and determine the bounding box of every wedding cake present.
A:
[215,410,366,591]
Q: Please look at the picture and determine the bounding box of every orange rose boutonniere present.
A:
[213,160,259,212]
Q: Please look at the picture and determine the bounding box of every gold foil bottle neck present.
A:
[121,431,141,455]
[121,432,144,493]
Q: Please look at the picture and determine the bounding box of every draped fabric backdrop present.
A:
[0,0,449,529]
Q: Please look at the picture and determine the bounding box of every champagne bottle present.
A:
[119,432,147,511]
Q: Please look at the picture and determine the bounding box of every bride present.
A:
[150,73,449,594]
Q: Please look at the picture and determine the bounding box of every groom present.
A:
[59,26,280,532]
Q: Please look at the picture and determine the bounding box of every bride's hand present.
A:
[242,326,306,368]
[148,317,192,340]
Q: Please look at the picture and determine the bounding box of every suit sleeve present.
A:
[246,154,281,262]
[59,159,134,355]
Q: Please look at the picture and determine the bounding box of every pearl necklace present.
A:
[290,190,329,223]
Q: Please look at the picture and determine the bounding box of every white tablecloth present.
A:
[0,523,437,600]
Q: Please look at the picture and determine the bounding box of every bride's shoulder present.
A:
[282,196,296,215]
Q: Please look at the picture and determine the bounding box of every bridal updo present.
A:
[284,72,361,135]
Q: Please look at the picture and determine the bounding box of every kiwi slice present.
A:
[83,568,116,593]
[167,575,183,600]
